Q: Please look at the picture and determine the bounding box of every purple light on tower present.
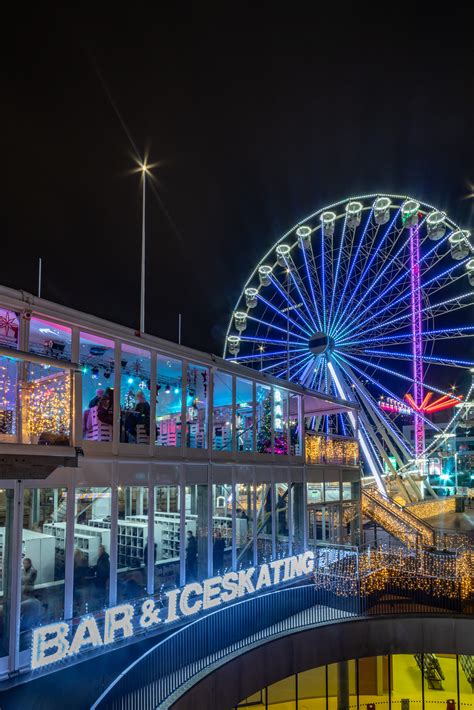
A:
[410,225,425,457]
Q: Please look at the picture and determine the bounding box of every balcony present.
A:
[306,432,359,466]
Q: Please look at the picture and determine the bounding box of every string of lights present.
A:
[313,546,473,600]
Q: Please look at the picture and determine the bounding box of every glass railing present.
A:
[0,350,76,447]
[305,433,359,466]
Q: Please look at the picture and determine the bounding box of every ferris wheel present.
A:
[224,193,474,491]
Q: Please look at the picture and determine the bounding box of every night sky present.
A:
[3,5,473,357]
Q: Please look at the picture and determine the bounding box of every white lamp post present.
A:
[139,162,149,333]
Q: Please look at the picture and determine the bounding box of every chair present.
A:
[84,406,113,442]
[136,424,150,445]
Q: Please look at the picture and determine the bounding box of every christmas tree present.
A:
[256,392,288,454]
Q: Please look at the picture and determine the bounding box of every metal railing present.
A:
[362,489,474,550]
[92,574,472,710]
[362,488,435,547]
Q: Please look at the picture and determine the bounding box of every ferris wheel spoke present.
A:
[240,331,307,345]
[341,324,474,349]
[360,348,474,369]
[337,361,414,461]
[335,258,470,344]
[329,208,374,334]
[301,244,324,331]
[334,215,445,340]
[339,350,462,402]
[288,355,317,384]
[260,350,311,374]
[230,347,309,363]
[334,224,421,340]
[249,304,311,338]
[333,352,441,434]
[332,208,402,335]
[268,274,315,332]
[337,292,474,346]
[282,255,321,332]
[327,215,348,333]
[273,352,313,379]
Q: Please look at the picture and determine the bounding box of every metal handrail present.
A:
[92,577,471,710]
[362,489,435,542]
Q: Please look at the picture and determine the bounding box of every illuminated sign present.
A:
[31,551,315,671]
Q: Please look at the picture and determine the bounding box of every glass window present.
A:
[342,482,352,500]
[255,483,272,564]
[342,502,360,545]
[423,653,457,710]
[290,482,304,555]
[156,356,182,447]
[237,690,266,708]
[119,345,151,444]
[327,661,357,710]
[275,483,289,556]
[289,393,301,455]
[235,483,253,568]
[267,675,296,709]
[212,484,232,574]
[392,654,422,710]
[256,384,271,454]
[185,485,208,581]
[357,656,389,708]
[186,364,209,449]
[23,363,71,445]
[0,355,19,442]
[324,481,340,502]
[80,333,115,442]
[273,387,288,455]
[0,489,14,657]
[298,665,326,707]
[20,488,67,650]
[212,371,233,452]
[73,487,111,616]
[307,483,324,504]
[154,485,180,590]
[459,654,474,708]
[0,307,19,349]
[236,378,254,452]
[28,317,71,361]
[117,486,148,602]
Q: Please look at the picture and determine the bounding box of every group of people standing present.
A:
[185,528,227,581]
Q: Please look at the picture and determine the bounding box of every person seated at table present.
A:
[124,391,150,441]
[97,387,114,426]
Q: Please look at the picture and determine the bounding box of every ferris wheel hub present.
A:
[308,332,334,356]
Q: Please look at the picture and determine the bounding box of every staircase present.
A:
[459,655,474,685]
[362,488,436,548]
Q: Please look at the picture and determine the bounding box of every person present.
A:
[185,530,198,581]
[88,388,105,409]
[73,548,88,586]
[213,529,225,571]
[122,570,145,599]
[22,558,37,594]
[125,391,151,441]
[20,596,42,631]
[144,541,157,566]
[276,487,289,536]
[97,387,114,426]
[93,544,110,600]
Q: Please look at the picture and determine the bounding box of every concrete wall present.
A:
[172,615,474,710]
